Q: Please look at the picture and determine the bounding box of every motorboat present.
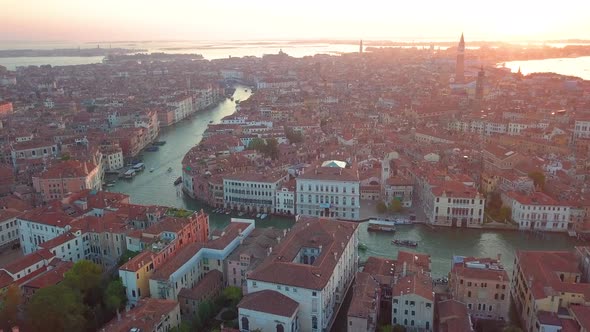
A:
[260,214,267,219]
[256,213,261,218]
[167,167,173,173]
[149,168,155,172]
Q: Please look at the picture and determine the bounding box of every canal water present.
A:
[108,84,582,277]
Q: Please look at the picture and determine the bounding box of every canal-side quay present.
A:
[108,85,582,278]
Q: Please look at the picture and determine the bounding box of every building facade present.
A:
[296,161,361,221]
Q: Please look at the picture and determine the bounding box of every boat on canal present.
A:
[122,169,136,179]
[174,177,182,185]
[153,141,167,146]
[391,239,418,247]
[260,213,268,220]
[146,146,159,152]
[367,219,397,232]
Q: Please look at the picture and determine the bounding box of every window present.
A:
[312,316,318,329]
[276,324,284,332]
[241,317,249,331]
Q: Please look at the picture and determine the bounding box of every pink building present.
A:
[0,101,13,117]
[32,160,102,202]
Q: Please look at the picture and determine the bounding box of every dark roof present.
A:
[238,290,298,317]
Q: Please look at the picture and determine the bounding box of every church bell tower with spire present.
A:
[456,33,465,83]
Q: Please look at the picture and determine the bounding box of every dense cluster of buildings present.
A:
[1,34,590,331]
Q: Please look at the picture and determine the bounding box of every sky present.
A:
[1,0,590,42]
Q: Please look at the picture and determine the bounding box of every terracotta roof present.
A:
[516,250,590,300]
[363,256,395,277]
[120,250,153,272]
[238,290,298,317]
[177,270,223,300]
[392,272,434,301]
[570,305,590,330]
[438,299,472,332]
[347,271,380,319]
[298,164,359,182]
[100,298,179,332]
[452,257,509,282]
[205,221,250,250]
[248,217,358,290]
[151,242,203,281]
[37,160,97,179]
[2,248,54,274]
[21,260,73,289]
[397,251,431,273]
[19,206,74,227]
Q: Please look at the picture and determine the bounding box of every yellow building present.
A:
[511,250,590,332]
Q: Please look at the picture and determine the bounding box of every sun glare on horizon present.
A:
[0,0,589,42]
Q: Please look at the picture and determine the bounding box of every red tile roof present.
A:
[2,248,54,274]
[347,271,380,319]
[177,270,223,301]
[570,305,590,330]
[392,272,434,301]
[248,217,358,290]
[516,250,590,300]
[21,260,73,289]
[100,298,179,332]
[238,290,299,317]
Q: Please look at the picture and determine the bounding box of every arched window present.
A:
[241,317,249,331]
[310,256,316,264]
[276,324,284,332]
[312,316,318,329]
[303,255,309,264]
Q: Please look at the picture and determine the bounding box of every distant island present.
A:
[104,52,204,63]
[0,47,146,58]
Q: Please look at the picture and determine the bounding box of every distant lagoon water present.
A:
[502,56,590,80]
[1,40,590,80]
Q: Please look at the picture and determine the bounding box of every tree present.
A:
[0,284,21,331]
[197,300,213,323]
[117,250,140,266]
[487,191,502,211]
[379,325,393,332]
[528,171,546,190]
[376,201,387,214]
[26,285,86,332]
[285,128,304,144]
[392,325,407,332]
[499,206,512,222]
[247,138,266,152]
[170,321,192,332]
[265,138,279,160]
[103,278,127,313]
[389,198,403,213]
[63,260,103,306]
[222,286,243,307]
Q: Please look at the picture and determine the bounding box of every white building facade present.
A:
[296,161,361,221]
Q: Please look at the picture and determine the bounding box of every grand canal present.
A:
[109,85,582,277]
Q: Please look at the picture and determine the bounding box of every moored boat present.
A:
[367,219,397,232]
[391,239,418,247]
[174,177,182,185]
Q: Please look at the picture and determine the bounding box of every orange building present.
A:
[32,160,102,202]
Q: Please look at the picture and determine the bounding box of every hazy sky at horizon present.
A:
[1,0,590,42]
